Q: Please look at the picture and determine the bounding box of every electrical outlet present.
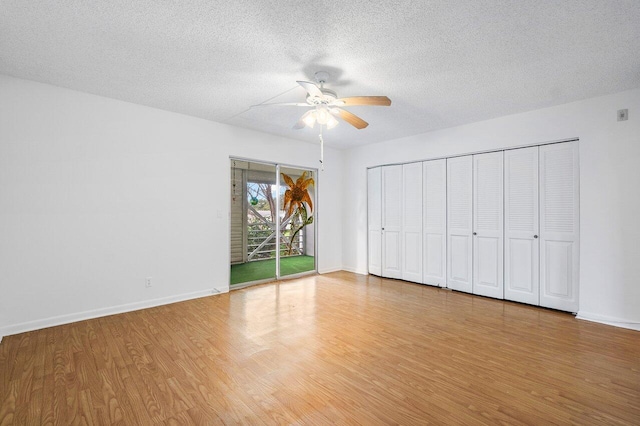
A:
[617,109,628,121]
[145,277,152,287]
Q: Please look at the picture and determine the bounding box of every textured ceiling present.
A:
[1,1,639,149]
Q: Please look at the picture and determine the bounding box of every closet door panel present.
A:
[477,237,499,285]
[473,152,504,299]
[539,142,579,312]
[382,165,403,279]
[423,159,447,286]
[545,241,573,296]
[403,233,422,282]
[425,235,444,281]
[447,156,473,293]
[383,231,401,275]
[402,163,423,283]
[504,147,539,305]
[367,167,382,276]
[450,235,471,285]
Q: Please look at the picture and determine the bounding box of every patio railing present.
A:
[247,208,304,261]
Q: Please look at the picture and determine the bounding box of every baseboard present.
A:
[576,311,640,331]
[317,267,344,274]
[341,266,368,275]
[0,286,228,338]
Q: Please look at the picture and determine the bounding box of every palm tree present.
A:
[281,172,314,255]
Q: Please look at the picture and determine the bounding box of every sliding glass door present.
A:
[278,166,316,278]
[230,160,278,285]
[229,159,317,286]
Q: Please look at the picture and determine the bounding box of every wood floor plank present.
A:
[40,374,55,425]
[1,272,639,425]
[119,372,158,424]
[0,381,17,426]
[123,359,167,423]
[185,406,224,425]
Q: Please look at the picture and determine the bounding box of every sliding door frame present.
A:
[229,156,319,288]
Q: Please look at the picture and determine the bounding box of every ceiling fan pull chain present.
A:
[319,129,324,171]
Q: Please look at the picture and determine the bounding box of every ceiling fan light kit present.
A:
[302,106,339,129]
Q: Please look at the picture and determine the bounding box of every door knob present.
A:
[534,235,538,239]
[473,232,477,235]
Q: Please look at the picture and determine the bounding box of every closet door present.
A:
[423,159,447,287]
[539,142,579,312]
[402,163,423,283]
[447,156,473,293]
[504,147,539,305]
[473,152,504,299]
[367,167,382,276]
[382,165,403,279]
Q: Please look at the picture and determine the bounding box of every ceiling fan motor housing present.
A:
[314,71,330,84]
[306,88,337,105]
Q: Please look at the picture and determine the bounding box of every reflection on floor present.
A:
[230,255,315,285]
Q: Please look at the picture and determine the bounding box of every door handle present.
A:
[473,232,477,236]
[534,235,538,239]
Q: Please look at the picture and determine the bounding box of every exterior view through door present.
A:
[230,159,317,286]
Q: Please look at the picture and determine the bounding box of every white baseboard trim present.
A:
[576,311,640,331]
[317,267,344,274]
[341,266,368,275]
[0,286,228,338]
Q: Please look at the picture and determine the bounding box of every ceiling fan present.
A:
[254,71,391,130]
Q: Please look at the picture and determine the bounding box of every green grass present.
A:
[230,255,315,285]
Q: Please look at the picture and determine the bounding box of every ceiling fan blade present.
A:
[293,110,314,130]
[333,96,391,106]
[331,108,369,129]
[251,102,309,108]
[297,81,323,98]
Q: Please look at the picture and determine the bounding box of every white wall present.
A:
[0,74,343,337]
[343,88,640,330]
[2,73,637,337]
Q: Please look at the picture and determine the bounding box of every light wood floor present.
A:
[1,272,639,425]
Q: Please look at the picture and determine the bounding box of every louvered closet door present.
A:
[402,163,423,283]
[504,147,539,305]
[382,165,403,279]
[423,159,446,287]
[539,142,579,312]
[367,167,382,276]
[473,152,504,299]
[447,156,473,293]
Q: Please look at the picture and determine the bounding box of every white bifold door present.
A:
[402,163,423,283]
[382,165,403,279]
[504,147,540,305]
[367,167,382,276]
[423,159,447,287]
[368,141,579,312]
[447,156,473,293]
[473,152,504,298]
[539,142,579,312]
